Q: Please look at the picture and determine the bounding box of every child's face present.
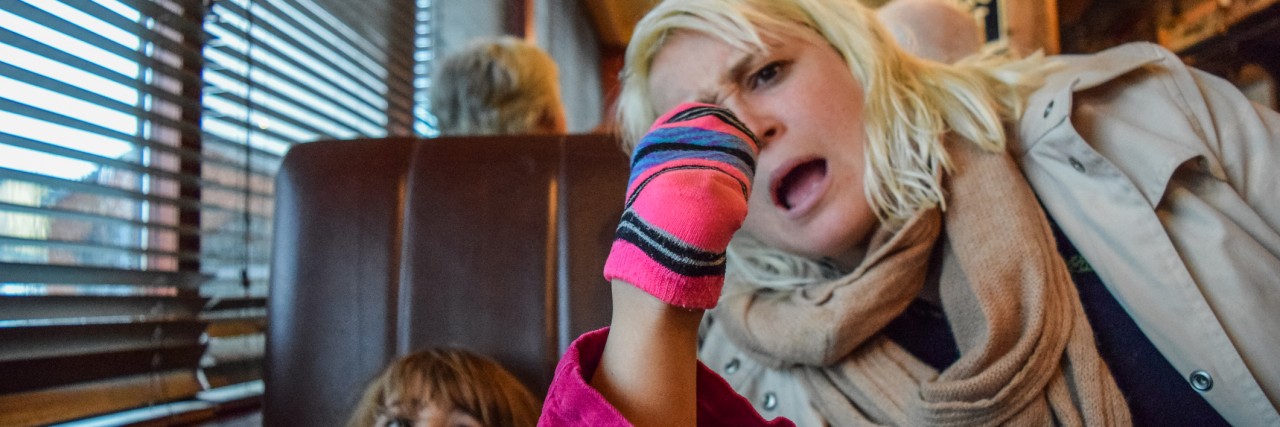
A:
[378,398,483,427]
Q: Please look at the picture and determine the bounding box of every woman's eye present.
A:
[749,61,787,89]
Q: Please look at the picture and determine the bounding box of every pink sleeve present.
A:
[538,327,795,427]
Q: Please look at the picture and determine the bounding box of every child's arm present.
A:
[591,281,703,426]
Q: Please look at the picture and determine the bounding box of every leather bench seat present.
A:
[265,134,628,426]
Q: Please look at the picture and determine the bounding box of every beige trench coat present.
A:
[699,42,1280,426]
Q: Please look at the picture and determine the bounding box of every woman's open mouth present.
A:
[771,158,829,216]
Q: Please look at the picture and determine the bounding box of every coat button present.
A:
[1043,100,1055,118]
[724,358,740,374]
[1069,157,1086,173]
[1189,370,1214,391]
[762,392,778,411]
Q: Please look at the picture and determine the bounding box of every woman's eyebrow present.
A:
[722,51,759,87]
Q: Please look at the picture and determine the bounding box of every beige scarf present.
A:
[715,139,1131,425]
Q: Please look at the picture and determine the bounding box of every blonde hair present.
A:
[618,0,1053,228]
[347,348,540,427]
[431,36,566,135]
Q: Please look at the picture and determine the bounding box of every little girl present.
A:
[349,348,541,427]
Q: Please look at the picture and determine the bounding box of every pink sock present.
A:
[603,103,758,309]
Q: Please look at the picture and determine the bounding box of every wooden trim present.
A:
[0,370,201,426]
[1005,0,1060,55]
[505,0,533,39]
[598,45,625,130]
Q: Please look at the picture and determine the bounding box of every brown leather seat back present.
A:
[265,134,627,426]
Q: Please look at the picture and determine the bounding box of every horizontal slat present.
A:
[0,235,196,262]
[204,87,353,140]
[198,242,273,259]
[197,282,268,300]
[0,201,195,236]
[203,38,384,131]
[201,57,380,140]
[0,3,204,89]
[201,195,275,213]
[209,2,387,110]
[0,321,205,362]
[60,0,205,64]
[198,195,275,217]
[200,263,268,280]
[201,358,263,390]
[258,0,390,82]
[0,26,203,113]
[0,247,177,271]
[200,308,267,322]
[117,0,206,36]
[0,165,251,217]
[198,239,273,258]
[0,164,193,209]
[204,135,287,178]
[199,220,273,235]
[0,342,205,393]
[0,214,176,250]
[51,400,216,427]
[0,295,204,321]
[205,287,265,301]
[196,379,263,407]
[0,133,249,194]
[199,222,274,239]
[219,0,388,95]
[0,369,201,427]
[0,262,210,287]
[201,117,296,164]
[293,0,388,64]
[0,61,204,138]
[202,128,291,164]
[204,296,266,312]
[2,0,201,72]
[203,43,385,131]
[203,69,365,138]
[0,96,205,169]
[0,132,203,191]
[200,159,279,189]
[205,333,263,364]
[204,316,265,337]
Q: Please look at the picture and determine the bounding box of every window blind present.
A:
[0,0,207,424]
[0,0,422,424]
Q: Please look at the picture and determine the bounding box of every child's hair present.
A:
[346,348,541,427]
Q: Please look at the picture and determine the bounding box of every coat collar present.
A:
[1016,42,1167,154]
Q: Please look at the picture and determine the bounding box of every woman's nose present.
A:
[724,101,781,148]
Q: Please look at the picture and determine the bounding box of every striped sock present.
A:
[603,103,759,309]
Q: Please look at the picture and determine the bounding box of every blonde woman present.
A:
[349,348,540,427]
[431,36,567,135]
[540,0,1280,425]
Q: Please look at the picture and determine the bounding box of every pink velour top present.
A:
[538,327,795,427]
